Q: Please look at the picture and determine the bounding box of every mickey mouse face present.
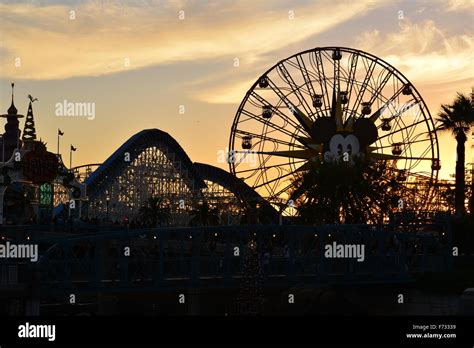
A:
[311,117,378,163]
[324,134,360,162]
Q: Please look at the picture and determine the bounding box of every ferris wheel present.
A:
[229,47,440,212]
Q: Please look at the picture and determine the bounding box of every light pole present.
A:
[106,197,110,222]
[57,129,64,155]
[69,145,76,168]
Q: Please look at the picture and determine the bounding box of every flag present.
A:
[70,145,77,152]
[58,129,64,136]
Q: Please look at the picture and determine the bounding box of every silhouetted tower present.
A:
[22,100,37,142]
[1,83,23,161]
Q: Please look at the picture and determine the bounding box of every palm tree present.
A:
[435,92,474,216]
[289,156,404,224]
[138,196,170,227]
[189,201,219,226]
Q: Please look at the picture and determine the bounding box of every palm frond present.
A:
[436,92,474,136]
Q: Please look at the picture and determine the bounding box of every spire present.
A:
[7,82,18,115]
[1,82,23,159]
[22,100,37,141]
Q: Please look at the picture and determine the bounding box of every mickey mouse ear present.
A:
[353,118,378,145]
[310,117,336,143]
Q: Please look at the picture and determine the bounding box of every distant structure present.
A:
[0,83,85,225]
[22,96,38,142]
[0,83,23,161]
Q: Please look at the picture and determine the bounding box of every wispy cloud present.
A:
[354,17,473,180]
[444,0,474,12]
[354,20,473,99]
[195,17,474,105]
[0,0,383,80]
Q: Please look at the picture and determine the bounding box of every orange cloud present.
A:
[0,0,383,80]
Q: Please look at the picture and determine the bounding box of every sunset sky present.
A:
[0,0,473,180]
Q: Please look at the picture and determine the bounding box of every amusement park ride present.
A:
[64,47,447,225]
[0,47,454,226]
[0,47,452,225]
[0,47,460,320]
[229,47,442,216]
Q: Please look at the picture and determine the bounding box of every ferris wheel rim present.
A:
[229,46,440,207]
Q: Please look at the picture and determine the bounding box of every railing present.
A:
[8,222,450,298]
